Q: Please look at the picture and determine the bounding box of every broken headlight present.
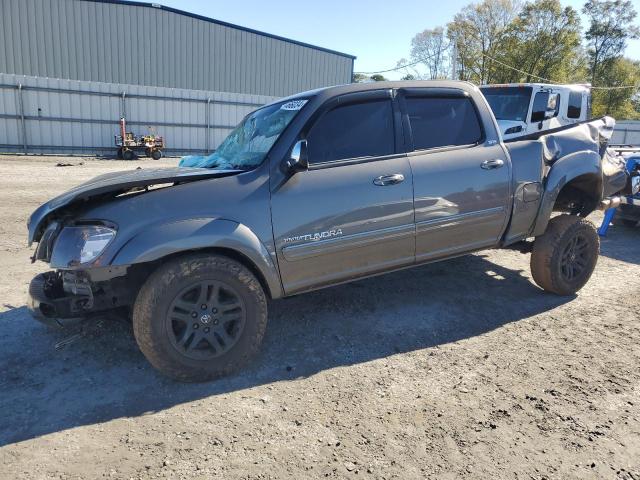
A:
[50,226,116,268]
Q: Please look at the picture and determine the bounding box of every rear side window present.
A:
[307,100,394,164]
[567,91,582,119]
[404,97,482,151]
[530,92,549,122]
[549,93,560,116]
[532,92,560,122]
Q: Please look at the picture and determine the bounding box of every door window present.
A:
[531,92,559,122]
[530,92,549,122]
[404,97,482,150]
[306,100,395,164]
[567,91,582,119]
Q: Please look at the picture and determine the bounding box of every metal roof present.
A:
[84,0,357,60]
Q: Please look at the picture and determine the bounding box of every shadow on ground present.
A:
[599,223,640,265]
[0,254,575,446]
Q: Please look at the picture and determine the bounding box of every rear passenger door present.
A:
[398,88,511,262]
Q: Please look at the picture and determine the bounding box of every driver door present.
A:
[270,90,415,295]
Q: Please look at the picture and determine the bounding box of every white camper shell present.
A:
[480,83,591,140]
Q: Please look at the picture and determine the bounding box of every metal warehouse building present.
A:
[0,0,355,155]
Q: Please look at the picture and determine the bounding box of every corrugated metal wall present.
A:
[612,121,640,146]
[0,73,278,155]
[0,0,355,97]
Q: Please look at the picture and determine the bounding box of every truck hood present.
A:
[497,119,527,140]
[28,166,241,245]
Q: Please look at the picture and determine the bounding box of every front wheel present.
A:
[133,254,268,382]
[530,215,600,296]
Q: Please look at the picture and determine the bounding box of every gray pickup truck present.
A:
[27,80,634,381]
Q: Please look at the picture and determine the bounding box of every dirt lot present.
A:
[0,155,638,479]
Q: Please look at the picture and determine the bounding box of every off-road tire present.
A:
[133,254,268,382]
[530,215,599,296]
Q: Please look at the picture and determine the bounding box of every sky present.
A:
[161,0,640,80]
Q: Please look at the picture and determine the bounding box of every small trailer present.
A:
[598,147,640,235]
[115,117,164,160]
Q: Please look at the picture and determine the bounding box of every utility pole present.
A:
[450,36,458,80]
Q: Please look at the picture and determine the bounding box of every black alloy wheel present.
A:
[559,233,590,282]
[166,280,246,360]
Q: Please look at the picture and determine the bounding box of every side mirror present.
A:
[286,140,309,173]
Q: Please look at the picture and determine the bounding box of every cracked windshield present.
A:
[179,99,308,169]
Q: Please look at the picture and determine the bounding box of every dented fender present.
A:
[110,218,283,299]
[532,150,603,236]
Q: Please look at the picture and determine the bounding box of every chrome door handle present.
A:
[481,159,505,170]
[373,174,405,186]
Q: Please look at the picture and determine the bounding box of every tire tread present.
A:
[132,254,267,382]
[530,215,599,296]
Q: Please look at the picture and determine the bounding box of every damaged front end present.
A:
[27,217,126,325]
[27,262,138,328]
[26,166,243,326]
[27,220,145,326]
[27,267,133,327]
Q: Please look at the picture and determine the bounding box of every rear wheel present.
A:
[132,254,267,382]
[530,215,599,296]
[151,149,162,160]
[122,149,134,161]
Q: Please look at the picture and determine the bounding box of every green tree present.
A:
[352,73,369,83]
[583,0,639,86]
[591,58,640,118]
[446,0,520,83]
[493,0,582,83]
[409,27,450,79]
[352,73,389,83]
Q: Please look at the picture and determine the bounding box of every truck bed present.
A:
[502,116,628,244]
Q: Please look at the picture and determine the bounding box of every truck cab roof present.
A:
[272,79,482,105]
[481,83,591,92]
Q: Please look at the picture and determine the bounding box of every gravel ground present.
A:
[0,155,638,480]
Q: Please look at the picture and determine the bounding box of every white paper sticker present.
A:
[280,100,308,111]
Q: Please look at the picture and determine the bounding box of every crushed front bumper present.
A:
[27,267,137,327]
[27,272,90,328]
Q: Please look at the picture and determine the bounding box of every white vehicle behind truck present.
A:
[480,83,591,140]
